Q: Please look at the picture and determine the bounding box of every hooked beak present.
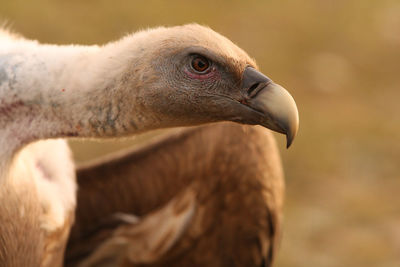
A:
[241,67,299,148]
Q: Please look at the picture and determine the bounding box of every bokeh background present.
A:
[1,0,399,266]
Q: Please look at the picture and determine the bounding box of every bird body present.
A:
[0,24,298,265]
[66,123,284,267]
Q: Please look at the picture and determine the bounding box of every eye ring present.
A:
[191,55,211,73]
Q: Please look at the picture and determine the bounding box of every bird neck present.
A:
[0,36,161,180]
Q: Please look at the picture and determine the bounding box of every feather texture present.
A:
[66,122,284,267]
[0,23,296,265]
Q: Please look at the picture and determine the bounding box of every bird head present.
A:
[120,24,299,147]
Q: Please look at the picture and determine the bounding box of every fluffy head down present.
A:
[99,24,297,142]
[99,24,263,130]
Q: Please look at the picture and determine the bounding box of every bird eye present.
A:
[191,56,210,73]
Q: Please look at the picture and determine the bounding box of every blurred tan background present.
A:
[1,0,399,266]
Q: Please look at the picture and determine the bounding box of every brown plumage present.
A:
[0,179,71,267]
[65,122,284,267]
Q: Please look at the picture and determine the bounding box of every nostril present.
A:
[248,83,260,95]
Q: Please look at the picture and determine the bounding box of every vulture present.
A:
[0,24,298,266]
[65,122,284,267]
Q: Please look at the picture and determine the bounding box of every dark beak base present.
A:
[240,67,299,148]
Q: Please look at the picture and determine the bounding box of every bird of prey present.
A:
[0,24,298,265]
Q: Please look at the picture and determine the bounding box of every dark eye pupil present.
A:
[192,56,209,72]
